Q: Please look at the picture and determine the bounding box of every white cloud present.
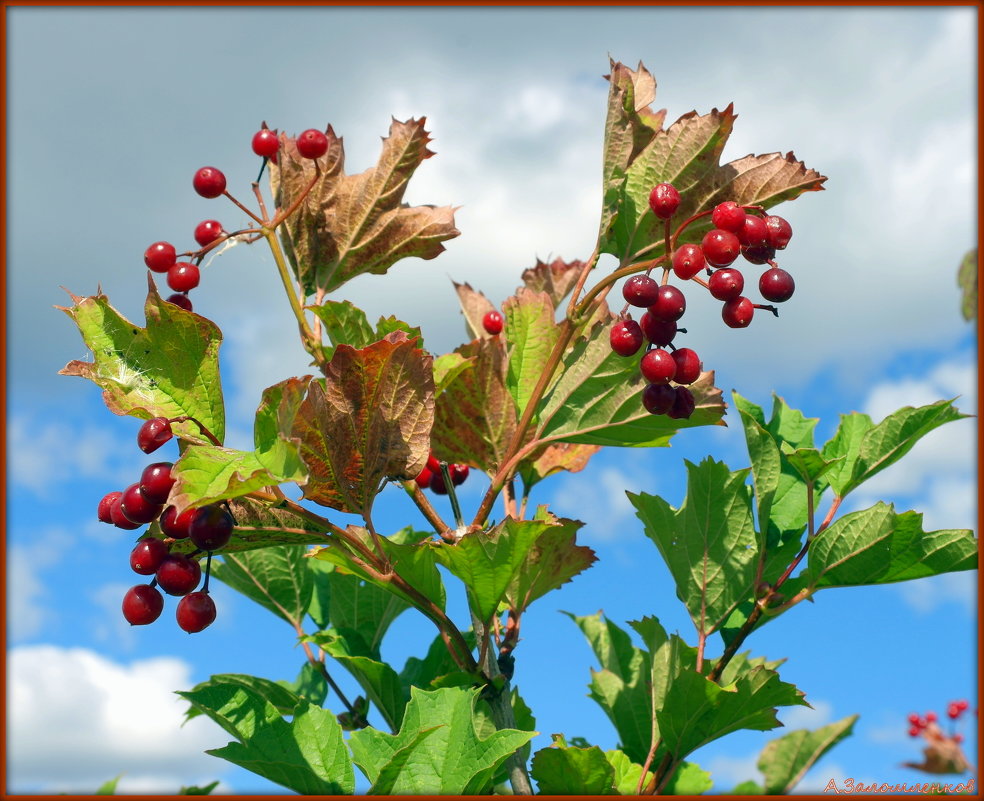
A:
[548,463,648,543]
[7,645,232,794]
[778,698,834,732]
[6,527,74,641]
[704,751,761,790]
[896,571,976,616]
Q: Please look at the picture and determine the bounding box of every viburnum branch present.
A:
[401,480,452,536]
[296,623,365,727]
[572,256,668,322]
[565,247,601,319]
[221,190,265,226]
[268,160,323,229]
[251,181,270,222]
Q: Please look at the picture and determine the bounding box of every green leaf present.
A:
[178,674,301,741]
[94,775,121,795]
[664,761,714,795]
[208,701,355,795]
[758,715,858,794]
[605,750,653,795]
[780,446,843,485]
[210,545,313,627]
[308,300,375,356]
[178,781,219,795]
[348,686,535,794]
[278,661,329,708]
[957,248,977,321]
[58,279,225,443]
[366,727,443,794]
[316,568,411,657]
[432,352,473,398]
[735,400,781,543]
[307,556,333,630]
[519,441,602,492]
[630,457,758,638]
[732,780,764,794]
[820,411,874,497]
[531,742,617,794]
[399,631,477,693]
[503,288,561,417]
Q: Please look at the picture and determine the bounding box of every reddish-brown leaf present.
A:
[519,257,587,309]
[453,281,498,341]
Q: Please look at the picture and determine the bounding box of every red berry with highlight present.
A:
[251,127,279,159]
[139,462,175,505]
[122,584,164,626]
[741,243,776,265]
[176,591,216,633]
[193,220,223,248]
[671,348,702,385]
[483,310,503,335]
[764,215,793,249]
[296,129,329,159]
[137,417,173,454]
[759,267,795,303]
[144,242,176,274]
[702,229,741,267]
[98,491,122,523]
[649,285,686,322]
[623,274,660,307]
[160,505,196,540]
[640,313,677,346]
[610,319,644,357]
[642,383,676,415]
[121,482,164,525]
[672,243,705,281]
[450,464,469,486]
[156,553,202,596]
[167,262,200,293]
[722,296,755,328]
[130,537,170,575]
[192,167,226,199]
[711,201,747,233]
[908,726,921,738]
[640,348,677,384]
[648,183,681,219]
[737,214,770,248]
[430,469,448,495]
[188,504,234,552]
[415,466,433,489]
[708,268,745,301]
[110,495,142,530]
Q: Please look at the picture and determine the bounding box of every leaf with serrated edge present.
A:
[504,288,560,417]
[758,715,858,794]
[820,411,874,497]
[520,257,587,309]
[210,546,313,627]
[780,446,843,485]
[531,743,616,794]
[454,281,498,341]
[317,568,411,656]
[520,441,602,491]
[178,674,301,740]
[605,750,653,796]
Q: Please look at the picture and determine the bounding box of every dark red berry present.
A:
[722,296,755,328]
[640,348,677,384]
[156,553,202,596]
[450,464,469,486]
[642,383,676,415]
[139,462,175,505]
[130,538,170,575]
[948,703,961,720]
[648,183,681,219]
[415,466,433,489]
[667,386,696,419]
[708,268,745,301]
[110,494,142,530]
[702,229,741,267]
[167,262,200,293]
[122,584,164,626]
[957,699,970,711]
[737,215,770,248]
[430,470,448,495]
[648,285,686,322]
[188,504,234,552]
[907,713,922,726]
[764,215,793,249]
[759,267,795,303]
[711,201,747,233]
[925,711,938,723]
[908,725,921,738]
[296,129,329,159]
[192,167,226,199]
[251,127,279,159]
[98,491,122,523]
[165,293,193,312]
[426,452,442,473]
[160,505,196,540]
[120,482,164,525]
[193,220,223,248]
[640,313,677,346]
[672,243,705,281]
[144,242,176,274]
[741,243,776,265]
[176,591,216,633]
[483,310,503,335]
[670,348,702,385]
[610,319,644,357]
[137,417,173,454]
[622,274,660,307]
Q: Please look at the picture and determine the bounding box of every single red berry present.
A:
[251,127,279,159]
[167,262,200,293]
[450,464,469,486]
[640,348,677,384]
[648,285,686,322]
[139,462,175,505]
[188,504,235,552]
[708,268,745,301]
[908,725,921,738]
[193,220,223,248]
[120,482,164,525]
[764,215,793,249]
[165,293,193,312]
[110,494,142,530]
[925,711,938,723]
[670,348,701,385]
[702,229,741,267]
[192,167,226,199]
[296,128,329,159]
[642,383,676,415]
[415,466,433,489]
[610,319,644,357]
[144,241,177,274]
[648,183,681,219]
[130,537,170,575]
[622,274,660,307]
[741,243,776,265]
[759,267,795,303]
[711,201,747,233]
[640,313,677,346]
[137,417,173,454]
[426,452,442,473]
[948,703,961,719]
[737,215,770,248]
[957,699,970,711]
[672,243,705,281]
[483,310,504,335]
[176,591,216,633]
[722,297,755,328]
[98,491,122,523]
[667,386,696,420]
[160,505,196,540]
[156,553,202,596]
[907,713,922,726]
[430,469,448,495]
[122,584,164,626]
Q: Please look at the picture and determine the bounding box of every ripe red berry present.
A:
[137,417,173,454]
[623,274,660,307]
[640,313,677,346]
[642,383,676,415]
[737,215,770,248]
[130,537,170,575]
[648,183,681,219]
[948,703,961,719]
[722,296,755,328]
[176,591,217,633]
[483,310,503,335]
[667,386,696,419]
[610,319,644,357]
[192,167,227,199]
[193,220,223,248]
[672,244,705,281]
[110,494,142,530]
[251,127,279,159]
[956,699,970,711]
[144,241,177,274]
[167,262,200,293]
[120,482,164,525]
[925,711,938,723]
[708,268,745,301]
[450,464,469,486]
[188,504,234,552]
[702,229,741,267]
[648,285,686,322]
[156,553,202,596]
[764,215,793,249]
[907,713,922,726]
[670,348,702,385]
[741,243,776,265]
[415,466,433,489]
[98,491,122,523]
[759,267,795,303]
[908,725,921,738]
[139,462,175,505]
[640,348,677,384]
[166,293,194,312]
[430,469,448,495]
[711,201,747,233]
[160,505,196,540]
[296,128,329,159]
[122,584,164,626]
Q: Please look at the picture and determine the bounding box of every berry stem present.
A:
[669,209,713,250]
[565,247,601,320]
[202,551,213,593]
[440,462,466,529]
[268,160,323,229]
[221,190,265,226]
[252,181,271,221]
[401,480,452,536]
[294,620,366,728]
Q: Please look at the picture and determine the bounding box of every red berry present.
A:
[648,183,681,219]
[648,285,686,322]
[622,275,660,307]
[122,584,164,626]
[737,215,770,248]
[670,348,702,385]
[908,725,921,738]
[415,466,433,489]
[711,201,747,233]
[192,167,226,199]
[948,703,961,719]
[722,297,754,328]
[957,699,970,711]
[483,310,503,335]
[450,464,469,486]
[98,491,122,523]
[907,713,922,726]
[764,215,793,249]
[120,482,164,525]
[296,128,329,159]
[702,229,741,267]
[144,241,176,274]
[137,417,173,454]
[741,243,776,265]
[642,383,676,415]
[640,348,677,384]
[667,386,696,419]
[110,494,142,530]
[251,127,279,159]
[139,462,175,505]
[672,244,705,281]
[925,711,938,723]
[160,505,196,540]
[708,268,745,301]
[176,591,216,633]
[610,319,644,357]
[156,553,202,596]
[640,313,677,346]
[430,470,448,495]
[193,220,223,248]
[165,293,193,312]
[167,262,200,293]
[130,537,170,575]
[759,267,795,303]
[188,504,234,552]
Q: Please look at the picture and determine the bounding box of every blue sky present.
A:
[6,5,978,795]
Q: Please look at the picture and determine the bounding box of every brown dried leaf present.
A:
[519,257,586,309]
[453,281,498,341]
[520,441,602,491]
[902,725,973,775]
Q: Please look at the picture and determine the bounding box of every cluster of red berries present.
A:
[611,183,796,418]
[141,123,330,313]
[907,699,972,742]
[414,452,470,495]
[103,417,236,633]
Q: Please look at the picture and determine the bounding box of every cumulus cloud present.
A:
[7,527,74,641]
